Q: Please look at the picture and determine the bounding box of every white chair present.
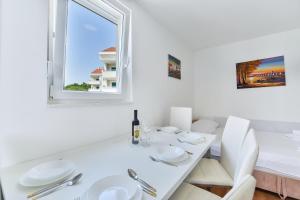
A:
[186,116,250,186]
[234,129,259,184]
[170,175,256,200]
[170,107,192,131]
[223,176,256,200]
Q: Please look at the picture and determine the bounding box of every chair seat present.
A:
[170,183,221,200]
[186,158,234,186]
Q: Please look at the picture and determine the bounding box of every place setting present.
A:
[149,144,191,167]
[142,126,206,167]
[176,132,206,145]
[156,126,186,134]
[18,159,81,199]
[75,169,156,200]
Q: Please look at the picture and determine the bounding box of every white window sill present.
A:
[47,98,133,108]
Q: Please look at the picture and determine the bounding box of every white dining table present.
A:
[0,131,215,200]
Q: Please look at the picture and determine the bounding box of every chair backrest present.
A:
[222,175,256,200]
[220,116,250,178]
[234,129,259,185]
[170,107,192,131]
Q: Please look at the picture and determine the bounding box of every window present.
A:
[48,0,132,103]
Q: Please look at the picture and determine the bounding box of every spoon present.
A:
[29,173,82,199]
[128,169,157,192]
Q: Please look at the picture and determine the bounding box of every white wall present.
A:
[0,0,193,167]
[193,29,300,123]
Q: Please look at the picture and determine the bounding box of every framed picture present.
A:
[236,56,286,89]
[168,54,181,79]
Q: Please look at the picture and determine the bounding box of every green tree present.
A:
[237,60,260,85]
[64,82,91,91]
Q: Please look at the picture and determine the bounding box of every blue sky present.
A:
[259,56,284,69]
[64,0,117,85]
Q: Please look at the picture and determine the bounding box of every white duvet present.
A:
[255,131,300,179]
[209,129,300,179]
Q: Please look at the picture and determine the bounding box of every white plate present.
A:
[155,145,185,162]
[133,186,143,200]
[86,175,141,200]
[19,160,75,187]
[169,152,189,163]
[179,133,206,144]
[80,185,142,200]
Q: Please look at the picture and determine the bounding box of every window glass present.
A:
[48,0,132,103]
[64,0,118,93]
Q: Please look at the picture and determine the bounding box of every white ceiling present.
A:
[135,0,300,50]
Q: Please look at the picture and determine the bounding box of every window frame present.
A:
[47,0,132,104]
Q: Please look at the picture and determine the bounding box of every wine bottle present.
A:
[132,110,140,144]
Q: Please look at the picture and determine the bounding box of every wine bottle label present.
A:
[133,125,140,140]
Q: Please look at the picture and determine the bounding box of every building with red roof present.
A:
[102,47,116,52]
[88,47,117,92]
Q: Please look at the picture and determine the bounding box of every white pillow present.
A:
[191,119,219,133]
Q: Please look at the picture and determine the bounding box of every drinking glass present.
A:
[140,122,153,147]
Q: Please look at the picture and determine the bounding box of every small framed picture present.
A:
[168,54,181,79]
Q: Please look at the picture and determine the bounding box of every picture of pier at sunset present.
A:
[236,56,286,89]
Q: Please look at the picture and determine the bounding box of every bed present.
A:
[254,131,300,200]
[209,128,300,199]
[255,131,300,179]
